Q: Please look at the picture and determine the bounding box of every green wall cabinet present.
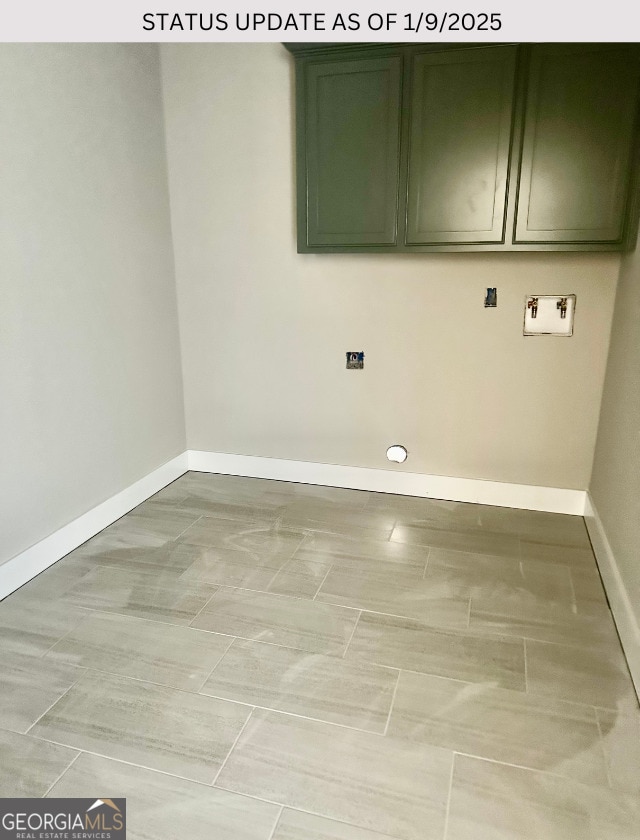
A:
[287,43,640,253]
[305,57,402,246]
[406,46,517,245]
[515,45,640,246]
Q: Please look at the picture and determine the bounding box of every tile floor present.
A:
[1,472,639,839]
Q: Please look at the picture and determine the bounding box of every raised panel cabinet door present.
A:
[515,45,640,244]
[303,56,402,247]
[405,46,517,245]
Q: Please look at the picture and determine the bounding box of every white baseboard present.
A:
[0,447,588,607]
[0,453,188,602]
[584,493,640,699]
[187,450,586,515]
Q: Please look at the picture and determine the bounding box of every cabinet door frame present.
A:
[297,52,403,249]
[513,43,640,245]
[402,44,518,246]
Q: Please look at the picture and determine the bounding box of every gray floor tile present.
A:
[512,512,591,547]
[48,752,280,840]
[347,612,526,689]
[103,508,202,542]
[447,754,640,840]
[46,612,233,691]
[597,708,640,795]
[274,809,403,840]
[2,474,636,840]
[266,557,332,599]
[191,589,359,655]
[266,483,370,508]
[367,497,517,534]
[142,494,281,526]
[70,540,206,575]
[31,671,250,783]
[0,651,81,734]
[180,545,286,590]
[63,566,218,625]
[426,548,521,577]
[280,501,393,542]
[216,710,452,840]
[175,473,293,508]
[519,540,596,567]
[387,671,608,785]
[0,595,89,657]
[426,548,574,604]
[201,639,397,731]
[11,558,95,600]
[570,567,611,612]
[178,518,305,557]
[390,523,520,558]
[469,592,619,647]
[0,729,78,796]
[525,639,639,711]
[316,567,469,625]
[294,536,429,570]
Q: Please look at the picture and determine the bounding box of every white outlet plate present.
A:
[524,295,576,336]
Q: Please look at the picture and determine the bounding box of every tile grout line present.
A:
[449,748,619,786]
[567,568,579,615]
[213,778,410,835]
[193,636,237,693]
[209,708,255,787]
[593,707,614,789]
[422,546,431,580]
[42,750,82,797]
[382,670,401,737]
[25,737,252,790]
[39,610,94,659]
[194,581,355,608]
[341,610,362,659]
[188,585,223,627]
[263,564,290,594]
[29,727,622,807]
[172,514,206,542]
[266,805,284,840]
[312,562,334,601]
[197,692,392,736]
[24,669,86,735]
[442,752,456,840]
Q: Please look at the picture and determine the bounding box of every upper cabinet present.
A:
[515,44,640,246]
[287,43,640,253]
[305,56,402,246]
[405,46,516,246]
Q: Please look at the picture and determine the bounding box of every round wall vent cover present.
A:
[386,444,408,463]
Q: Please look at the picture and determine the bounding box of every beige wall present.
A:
[0,44,186,564]
[161,43,619,490]
[590,223,640,630]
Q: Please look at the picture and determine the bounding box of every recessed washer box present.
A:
[524,295,576,336]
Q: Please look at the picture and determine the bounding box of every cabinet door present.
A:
[405,46,517,246]
[303,56,402,247]
[515,45,640,245]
